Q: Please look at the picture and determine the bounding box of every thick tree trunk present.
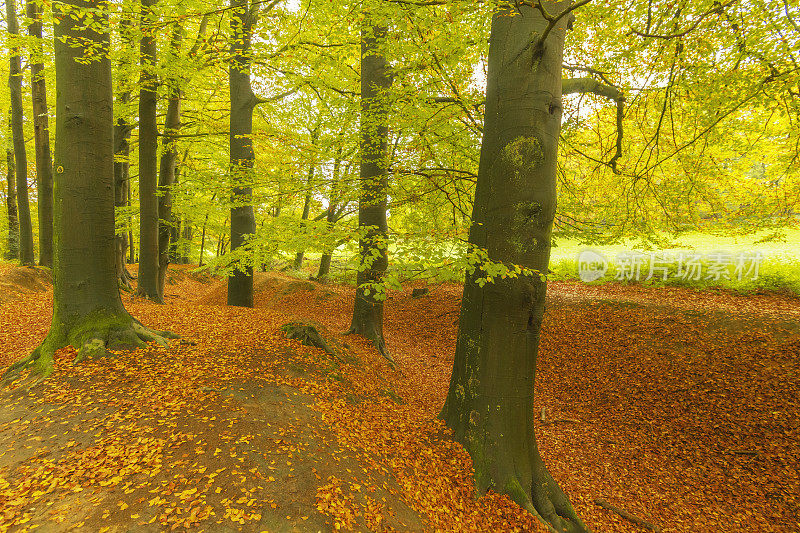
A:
[5,139,20,260]
[440,4,588,533]
[26,0,54,267]
[317,252,332,280]
[6,0,35,265]
[157,25,184,299]
[227,0,257,307]
[349,20,392,361]
[136,0,162,302]
[4,0,175,380]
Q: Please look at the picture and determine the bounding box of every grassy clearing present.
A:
[550,227,800,296]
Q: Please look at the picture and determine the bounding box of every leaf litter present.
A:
[0,265,798,532]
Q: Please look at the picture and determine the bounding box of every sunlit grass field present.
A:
[550,227,800,295]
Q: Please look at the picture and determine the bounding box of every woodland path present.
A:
[0,263,797,532]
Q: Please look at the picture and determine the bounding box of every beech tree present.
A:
[4,132,19,260]
[349,16,392,361]
[440,2,589,532]
[27,0,54,268]
[227,0,259,307]
[6,0,35,266]
[136,0,162,302]
[4,0,175,379]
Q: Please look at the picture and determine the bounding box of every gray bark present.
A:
[114,16,134,289]
[293,128,319,271]
[5,125,19,260]
[3,0,176,379]
[136,0,162,302]
[227,0,258,307]
[27,0,54,267]
[440,3,588,532]
[157,24,184,299]
[349,19,392,362]
[6,0,35,265]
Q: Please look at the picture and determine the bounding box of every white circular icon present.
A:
[578,249,608,282]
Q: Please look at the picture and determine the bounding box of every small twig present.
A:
[540,407,580,425]
[594,499,662,533]
[731,449,759,456]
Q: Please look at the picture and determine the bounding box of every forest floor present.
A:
[0,263,798,533]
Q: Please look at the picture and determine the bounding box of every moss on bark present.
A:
[3,311,177,382]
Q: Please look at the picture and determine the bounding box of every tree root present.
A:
[499,462,590,533]
[2,316,178,383]
[345,326,396,369]
[594,499,661,532]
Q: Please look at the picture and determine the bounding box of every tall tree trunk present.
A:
[349,19,392,362]
[4,0,175,380]
[6,0,35,265]
[293,133,318,271]
[5,131,20,260]
[180,223,191,264]
[440,4,587,533]
[198,215,208,266]
[114,90,134,290]
[156,24,184,299]
[316,151,344,281]
[26,0,54,267]
[198,192,215,268]
[127,182,135,264]
[136,0,161,302]
[169,216,181,263]
[114,15,135,289]
[227,0,258,307]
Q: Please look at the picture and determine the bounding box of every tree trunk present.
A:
[198,215,208,266]
[127,181,135,264]
[114,15,135,289]
[136,0,161,302]
[114,91,134,290]
[6,0,35,265]
[227,0,257,307]
[180,222,191,264]
[156,24,184,299]
[169,215,181,263]
[4,0,175,380]
[349,19,392,362]
[26,0,54,267]
[440,4,588,533]
[5,133,19,260]
[315,149,344,281]
[294,126,320,272]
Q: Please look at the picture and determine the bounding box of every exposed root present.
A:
[345,326,396,369]
[2,315,178,383]
[506,462,590,533]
